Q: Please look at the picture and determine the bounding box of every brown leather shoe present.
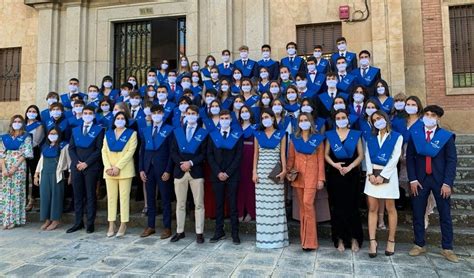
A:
[408,245,426,256]
[441,249,459,263]
[140,227,156,238]
[196,233,204,244]
[160,228,172,239]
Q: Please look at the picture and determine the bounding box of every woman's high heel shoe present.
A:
[107,223,116,238]
[116,223,127,238]
[385,240,395,256]
[369,239,378,258]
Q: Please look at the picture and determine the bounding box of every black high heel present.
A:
[385,239,395,256]
[369,239,378,258]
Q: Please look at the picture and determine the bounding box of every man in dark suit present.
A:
[207,109,244,244]
[280,42,306,78]
[139,104,174,239]
[406,105,458,262]
[349,50,381,97]
[331,37,358,72]
[67,106,104,233]
[170,104,208,243]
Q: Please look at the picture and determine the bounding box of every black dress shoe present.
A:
[86,225,95,234]
[170,232,185,242]
[209,233,226,243]
[196,234,205,244]
[232,236,241,245]
[66,223,84,233]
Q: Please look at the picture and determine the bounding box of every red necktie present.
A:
[426,130,433,175]
[356,105,361,115]
[171,84,175,91]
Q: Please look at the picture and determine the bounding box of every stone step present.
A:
[457,155,474,167]
[25,210,474,246]
[455,134,474,144]
[456,167,474,181]
[378,209,474,228]
[451,194,474,210]
[456,144,474,155]
[453,181,474,195]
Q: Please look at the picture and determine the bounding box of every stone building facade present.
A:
[0,0,473,132]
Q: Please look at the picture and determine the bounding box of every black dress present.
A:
[326,140,363,248]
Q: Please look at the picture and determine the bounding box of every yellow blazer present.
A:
[101,129,137,179]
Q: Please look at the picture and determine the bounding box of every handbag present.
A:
[286,169,299,182]
[268,162,283,184]
[372,169,390,184]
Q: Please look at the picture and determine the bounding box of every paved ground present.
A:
[0,224,473,278]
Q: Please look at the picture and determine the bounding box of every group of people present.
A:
[0,38,459,262]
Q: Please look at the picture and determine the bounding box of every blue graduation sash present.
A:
[281,56,303,77]
[235,59,256,77]
[1,133,29,150]
[73,124,103,148]
[300,89,317,99]
[367,131,401,166]
[60,93,72,109]
[410,126,454,157]
[174,127,209,154]
[258,82,270,93]
[337,74,357,92]
[68,116,84,128]
[372,96,394,114]
[258,59,277,68]
[318,92,334,112]
[41,141,67,158]
[200,67,211,78]
[349,114,359,126]
[105,128,134,152]
[290,133,325,155]
[217,63,234,77]
[143,124,174,151]
[221,97,234,110]
[315,117,326,132]
[231,84,241,95]
[242,124,258,139]
[163,102,176,122]
[255,129,285,149]
[278,117,291,131]
[202,116,220,132]
[392,117,423,143]
[244,95,260,107]
[41,109,51,123]
[46,117,68,132]
[284,102,300,113]
[203,80,220,91]
[98,113,114,129]
[191,85,202,96]
[307,73,326,93]
[316,58,329,73]
[357,118,372,140]
[331,52,356,70]
[157,72,168,84]
[360,67,380,87]
[326,129,362,159]
[26,121,42,133]
[210,129,242,150]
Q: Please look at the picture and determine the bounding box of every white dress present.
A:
[364,132,403,199]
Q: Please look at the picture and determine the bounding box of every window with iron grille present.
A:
[449,5,474,88]
[0,47,21,102]
[296,22,342,58]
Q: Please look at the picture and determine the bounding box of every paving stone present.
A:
[241,253,279,268]
[206,251,247,266]
[192,263,236,277]
[231,266,273,278]
[272,269,312,278]
[5,264,47,277]
[36,266,82,277]
[393,265,438,278]
[59,253,107,268]
[276,256,316,272]
[389,252,431,267]
[438,269,474,278]
[315,260,353,275]
[172,250,211,262]
[354,262,396,277]
[316,248,352,261]
[77,269,115,277]
[353,249,391,264]
[429,256,472,271]
[112,272,151,278]
[121,259,166,274]
[94,257,134,272]
[155,261,199,276]
[313,272,352,278]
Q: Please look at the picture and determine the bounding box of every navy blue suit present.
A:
[406,127,457,250]
[68,124,104,227]
[139,124,174,229]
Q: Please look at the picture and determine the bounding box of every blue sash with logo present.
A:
[68,116,84,128]
[318,92,334,112]
[367,131,401,166]
[73,124,103,148]
[307,73,326,93]
[210,129,242,150]
[278,117,291,131]
[300,88,317,99]
[41,141,67,158]
[98,112,114,129]
[1,133,29,150]
[314,117,326,132]
[372,96,394,114]
[221,97,234,110]
[326,129,361,159]
[242,124,258,139]
[217,63,234,77]
[357,118,372,140]
[255,129,284,149]
[291,133,325,155]
[26,121,42,133]
[46,117,69,132]
[200,67,211,78]
[174,127,208,154]
[258,59,277,68]
[258,82,270,94]
[316,58,329,73]
[234,60,256,77]
[144,124,174,151]
[284,102,300,113]
[337,74,357,92]
[60,93,72,109]
[202,116,220,132]
[244,95,260,107]
[281,56,303,77]
[410,126,453,157]
[106,128,134,152]
[361,67,380,87]
[392,118,423,143]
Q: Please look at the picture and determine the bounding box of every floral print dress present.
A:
[0,135,33,227]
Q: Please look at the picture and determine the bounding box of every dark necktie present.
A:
[426,130,433,174]
[363,68,368,77]
[290,57,294,63]
[83,125,89,136]
[132,110,136,118]
[243,60,247,67]
[171,84,175,91]
[356,105,361,115]
[223,131,228,139]
[153,126,158,138]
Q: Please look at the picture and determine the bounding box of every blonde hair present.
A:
[393,92,407,102]
[294,112,317,137]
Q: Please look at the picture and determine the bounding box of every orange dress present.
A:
[287,141,326,249]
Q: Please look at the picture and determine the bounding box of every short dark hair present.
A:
[423,105,444,117]
[336,56,347,63]
[286,42,297,49]
[336,37,347,44]
[83,106,96,113]
[221,49,231,55]
[261,44,271,50]
[130,91,141,98]
[306,56,317,63]
[219,109,231,117]
[69,78,79,83]
[157,85,168,91]
[295,72,307,80]
[88,85,99,91]
[151,104,164,113]
[326,72,337,79]
[186,104,200,114]
[121,83,133,90]
[74,99,85,106]
[313,45,323,50]
[359,50,371,58]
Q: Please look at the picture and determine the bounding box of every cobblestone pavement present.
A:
[0,224,473,277]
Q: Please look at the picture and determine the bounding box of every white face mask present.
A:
[211,72,219,79]
[151,114,163,123]
[353,93,364,103]
[101,105,110,112]
[103,81,113,88]
[313,51,322,58]
[186,114,198,124]
[219,119,231,129]
[337,43,347,51]
[262,51,270,59]
[12,122,23,130]
[26,112,38,120]
[157,92,167,101]
[143,107,152,116]
[112,110,119,117]
[301,105,313,113]
[88,92,99,100]
[148,90,157,98]
[68,84,78,92]
[260,72,269,79]
[336,63,347,72]
[374,118,387,130]
[280,72,290,80]
[269,87,280,95]
[240,52,248,59]
[333,103,346,110]
[287,48,296,55]
[422,115,437,127]
[299,121,311,131]
[114,119,126,128]
[287,92,297,101]
[205,96,215,105]
[220,84,229,92]
[181,81,191,89]
[405,105,418,115]
[82,114,94,123]
[222,55,230,63]
[161,63,169,70]
[48,134,59,142]
[241,85,252,93]
[210,107,220,115]
[147,76,156,84]
[233,73,242,80]
[179,104,189,113]
[128,79,137,87]
[296,80,307,89]
[377,87,386,95]
[207,60,215,67]
[261,98,271,106]
[47,98,58,106]
[326,80,338,88]
[307,64,316,72]
[360,58,370,67]
[262,118,273,128]
[240,112,250,121]
[73,106,84,114]
[168,76,177,83]
[191,76,200,83]
[121,90,129,97]
[180,60,188,67]
[50,110,62,118]
[130,98,141,107]
[272,105,283,114]
[336,119,349,128]
[394,101,405,111]
[233,102,244,110]
[192,65,200,71]
[365,108,377,116]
